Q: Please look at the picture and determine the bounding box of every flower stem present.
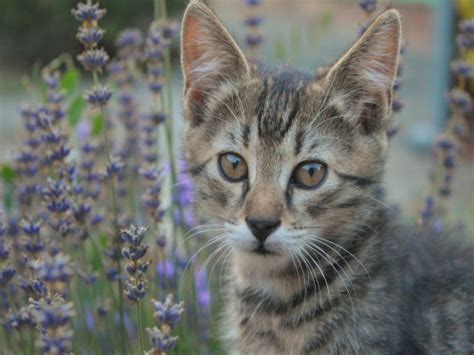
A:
[92,69,127,355]
[155,0,191,275]
[136,303,145,355]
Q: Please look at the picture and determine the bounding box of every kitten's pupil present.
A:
[230,156,239,169]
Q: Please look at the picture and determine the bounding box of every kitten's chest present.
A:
[228,312,315,354]
[226,299,356,355]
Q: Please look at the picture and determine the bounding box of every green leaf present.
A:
[60,69,80,96]
[89,243,102,271]
[0,164,17,184]
[68,95,86,127]
[92,113,105,136]
[99,234,109,248]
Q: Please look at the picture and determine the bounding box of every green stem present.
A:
[92,69,127,355]
[136,303,145,355]
[88,237,119,306]
[156,0,192,270]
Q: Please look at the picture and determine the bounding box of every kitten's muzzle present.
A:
[245,218,281,243]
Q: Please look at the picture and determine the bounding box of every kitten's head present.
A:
[181,1,401,270]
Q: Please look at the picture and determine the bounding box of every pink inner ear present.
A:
[370,33,400,79]
[182,16,211,104]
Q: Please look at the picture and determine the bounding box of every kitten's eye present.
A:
[291,161,327,189]
[218,153,248,182]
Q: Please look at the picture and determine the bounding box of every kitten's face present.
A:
[181,3,400,270]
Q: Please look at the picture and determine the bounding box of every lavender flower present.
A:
[83,85,112,106]
[71,1,106,22]
[78,48,109,72]
[146,295,184,354]
[29,295,75,355]
[459,19,474,33]
[359,0,377,13]
[447,88,472,114]
[121,226,150,303]
[151,295,184,327]
[140,168,164,224]
[450,60,474,78]
[146,327,178,355]
[244,0,264,61]
[116,29,143,60]
[77,27,105,47]
[0,267,16,286]
[30,253,74,284]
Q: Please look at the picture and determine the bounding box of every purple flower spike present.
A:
[245,33,263,47]
[78,48,109,72]
[244,15,264,27]
[359,0,377,13]
[450,60,474,78]
[83,85,112,106]
[459,20,474,34]
[246,0,263,6]
[0,267,16,286]
[22,221,41,236]
[77,27,105,47]
[151,295,184,327]
[146,326,178,353]
[447,89,472,114]
[71,2,106,22]
[116,29,143,48]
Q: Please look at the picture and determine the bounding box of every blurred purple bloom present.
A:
[244,15,264,27]
[459,19,474,34]
[76,119,91,140]
[0,268,16,286]
[30,253,74,283]
[195,267,211,308]
[245,33,263,47]
[116,28,143,49]
[246,0,263,5]
[359,0,376,13]
[447,89,472,114]
[450,60,474,77]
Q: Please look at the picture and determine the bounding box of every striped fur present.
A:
[181,2,474,354]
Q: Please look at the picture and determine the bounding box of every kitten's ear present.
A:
[181,1,250,106]
[323,9,401,134]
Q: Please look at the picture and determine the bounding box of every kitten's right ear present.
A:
[181,1,250,107]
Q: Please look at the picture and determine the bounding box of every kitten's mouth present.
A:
[253,243,274,256]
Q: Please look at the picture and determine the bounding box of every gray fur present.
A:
[181,2,474,354]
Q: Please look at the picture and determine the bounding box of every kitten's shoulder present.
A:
[385,220,474,290]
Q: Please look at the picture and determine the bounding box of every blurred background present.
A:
[0,0,473,229]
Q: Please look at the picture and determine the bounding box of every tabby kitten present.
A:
[180,2,474,354]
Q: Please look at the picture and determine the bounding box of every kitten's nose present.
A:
[246,218,281,242]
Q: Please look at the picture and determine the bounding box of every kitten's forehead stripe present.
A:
[294,129,305,156]
[255,70,313,144]
[241,123,250,148]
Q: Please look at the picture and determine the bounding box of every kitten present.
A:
[180,2,474,354]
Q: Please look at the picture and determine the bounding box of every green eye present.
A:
[291,161,327,189]
[218,153,248,182]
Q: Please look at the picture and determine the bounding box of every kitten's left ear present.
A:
[323,9,401,134]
